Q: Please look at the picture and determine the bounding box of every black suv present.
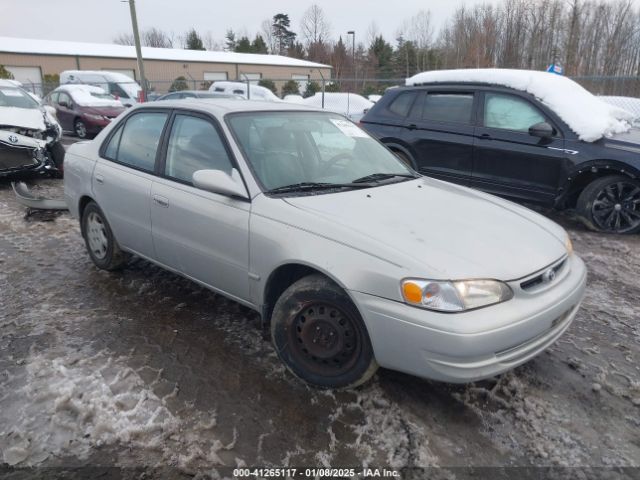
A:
[361,83,640,233]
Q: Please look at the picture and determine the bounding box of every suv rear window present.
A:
[416,93,474,124]
[387,92,418,117]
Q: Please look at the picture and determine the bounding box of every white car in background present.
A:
[60,70,142,107]
[600,96,640,127]
[209,81,280,102]
[302,92,374,121]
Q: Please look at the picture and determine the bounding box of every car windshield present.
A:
[227,111,415,192]
[0,86,39,109]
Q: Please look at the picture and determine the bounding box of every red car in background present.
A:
[44,85,125,138]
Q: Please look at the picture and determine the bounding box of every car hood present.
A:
[281,178,567,280]
[0,106,49,131]
[604,127,640,150]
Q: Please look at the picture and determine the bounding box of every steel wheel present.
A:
[288,302,362,377]
[75,119,87,138]
[86,211,109,259]
[591,180,640,233]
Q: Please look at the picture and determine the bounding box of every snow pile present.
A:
[303,93,374,117]
[60,85,123,107]
[406,69,633,142]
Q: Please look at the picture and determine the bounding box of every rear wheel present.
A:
[81,202,128,270]
[270,274,378,388]
[577,175,640,234]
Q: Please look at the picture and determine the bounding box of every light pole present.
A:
[347,30,355,91]
[123,0,147,101]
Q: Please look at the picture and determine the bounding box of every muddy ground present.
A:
[0,174,639,479]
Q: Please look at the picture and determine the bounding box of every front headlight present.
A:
[401,278,514,312]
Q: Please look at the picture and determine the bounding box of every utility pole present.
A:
[127,0,147,101]
[347,31,355,91]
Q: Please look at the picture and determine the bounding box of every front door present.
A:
[55,92,74,131]
[151,112,251,303]
[471,91,568,204]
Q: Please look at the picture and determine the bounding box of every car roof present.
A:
[131,98,325,115]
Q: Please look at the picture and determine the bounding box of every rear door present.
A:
[403,88,477,185]
[56,92,74,131]
[150,111,251,302]
[94,110,169,259]
[471,90,567,204]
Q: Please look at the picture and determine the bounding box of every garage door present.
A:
[5,66,43,95]
[204,72,228,82]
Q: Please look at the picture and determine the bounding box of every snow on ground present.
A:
[0,177,639,475]
[406,69,634,142]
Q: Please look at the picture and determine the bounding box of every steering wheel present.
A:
[323,152,355,170]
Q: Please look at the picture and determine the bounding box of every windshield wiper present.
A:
[267,182,374,194]
[351,172,418,184]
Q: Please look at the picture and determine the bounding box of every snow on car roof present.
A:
[56,84,123,107]
[302,93,374,115]
[406,69,633,142]
[0,36,330,69]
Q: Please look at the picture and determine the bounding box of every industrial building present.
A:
[0,36,332,94]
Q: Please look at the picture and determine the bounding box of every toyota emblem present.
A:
[8,135,18,144]
[542,268,556,283]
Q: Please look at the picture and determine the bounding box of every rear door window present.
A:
[415,93,474,124]
[103,111,168,171]
[483,93,546,132]
[387,91,418,117]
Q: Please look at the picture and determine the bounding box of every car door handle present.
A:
[479,133,492,140]
[407,123,417,130]
[153,195,169,208]
[95,174,104,184]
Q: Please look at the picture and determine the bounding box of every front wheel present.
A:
[74,119,88,139]
[271,274,378,389]
[576,175,640,234]
[81,202,128,270]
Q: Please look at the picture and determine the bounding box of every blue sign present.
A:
[546,64,564,75]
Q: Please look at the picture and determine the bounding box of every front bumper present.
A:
[351,254,587,383]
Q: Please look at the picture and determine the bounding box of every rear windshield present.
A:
[0,87,39,109]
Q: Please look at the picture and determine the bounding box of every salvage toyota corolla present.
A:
[64,99,587,388]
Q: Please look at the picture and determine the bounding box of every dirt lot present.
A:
[0,175,639,478]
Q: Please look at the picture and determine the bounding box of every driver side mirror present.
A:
[192,168,248,199]
[529,121,555,139]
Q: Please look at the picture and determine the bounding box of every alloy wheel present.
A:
[592,181,640,233]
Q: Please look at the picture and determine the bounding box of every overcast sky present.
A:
[0,0,499,48]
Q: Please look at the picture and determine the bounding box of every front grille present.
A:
[520,258,566,291]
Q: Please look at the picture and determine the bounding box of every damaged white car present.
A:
[0,79,64,177]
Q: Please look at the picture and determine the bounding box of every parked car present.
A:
[303,92,374,121]
[209,81,280,102]
[44,85,126,139]
[64,99,586,388]
[600,96,640,127]
[60,70,142,107]
[0,79,64,177]
[154,90,243,101]
[361,68,640,234]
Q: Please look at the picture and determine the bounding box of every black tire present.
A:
[394,150,416,170]
[81,202,128,270]
[74,119,88,139]
[576,175,640,234]
[47,141,65,178]
[271,274,378,389]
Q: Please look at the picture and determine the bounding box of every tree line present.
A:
[113,0,640,95]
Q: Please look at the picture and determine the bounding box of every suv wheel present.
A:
[81,202,128,270]
[577,175,640,234]
[271,274,378,389]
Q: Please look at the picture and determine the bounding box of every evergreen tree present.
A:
[287,41,305,59]
[272,14,297,55]
[185,29,205,50]
[303,80,320,98]
[224,30,237,51]
[258,79,278,95]
[252,35,269,54]
[281,79,301,96]
[169,76,189,91]
[235,36,253,53]
[369,35,394,78]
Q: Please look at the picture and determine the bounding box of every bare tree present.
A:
[203,31,223,51]
[261,18,277,53]
[300,4,331,48]
[113,28,173,48]
[113,33,134,46]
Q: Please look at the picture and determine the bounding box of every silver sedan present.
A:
[64,99,587,388]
